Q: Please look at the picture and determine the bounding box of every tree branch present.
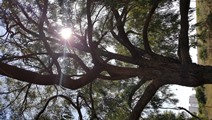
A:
[178,0,192,64]
[178,107,201,120]
[21,84,31,108]
[129,81,162,120]
[143,0,161,54]
[38,0,62,75]
[35,95,82,120]
[89,82,99,119]
[0,62,102,90]
[111,7,141,58]
[86,0,102,65]
[128,79,147,108]
[0,84,28,111]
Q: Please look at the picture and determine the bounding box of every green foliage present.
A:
[149,85,178,112]
[196,86,206,105]
[80,80,179,119]
[206,12,212,30]
[81,80,132,119]
[126,0,180,57]
[143,111,197,120]
[199,47,208,61]
[195,86,206,114]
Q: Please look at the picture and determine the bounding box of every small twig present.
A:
[77,93,92,110]
[0,85,28,95]
[178,107,201,120]
[19,84,32,115]
[159,106,201,120]
[0,84,28,111]
[22,84,31,106]
[89,82,98,119]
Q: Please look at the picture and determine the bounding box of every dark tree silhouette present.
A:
[0,0,209,119]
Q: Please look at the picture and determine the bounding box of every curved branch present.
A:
[159,106,201,119]
[36,94,82,120]
[178,107,201,120]
[129,81,162,120]
[0,62,102,90]
[128,79,146,108]
[77,93,92,110]
[143,0,161,53]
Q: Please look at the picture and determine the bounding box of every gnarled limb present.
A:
[178,0,192,64]
[0,62,102,90]
[129,81,162,120]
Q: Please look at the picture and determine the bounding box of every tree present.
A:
[144,110,199,120]
[0,0,209,119]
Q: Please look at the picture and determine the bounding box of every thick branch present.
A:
[0,62,102,90]
[128,79,146,108]
[178,0,192,64]
[129,81,162,120]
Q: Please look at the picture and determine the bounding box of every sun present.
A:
[60,28,72,40]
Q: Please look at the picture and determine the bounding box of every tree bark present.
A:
[129,81,162,120]
[178,0,192,64]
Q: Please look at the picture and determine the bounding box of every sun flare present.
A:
[60,28,72,40]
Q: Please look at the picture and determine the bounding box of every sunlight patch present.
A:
[60,28,72,40]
